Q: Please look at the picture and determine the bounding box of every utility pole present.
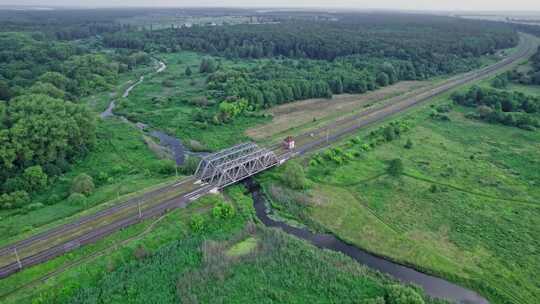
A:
[14,247,22,270]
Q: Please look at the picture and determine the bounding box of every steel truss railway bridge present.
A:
[194,142,285,189]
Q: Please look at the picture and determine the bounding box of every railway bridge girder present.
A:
[194,142,279,188]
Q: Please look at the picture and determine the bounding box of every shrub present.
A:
[96,172,109,185]
[404,138,413,149]
[2,177,24,192]
[26,202,44,211]
[282,161,308,190]
[212,202,235,219]
[190,214,205,232]
[383,126,397,141]
[133,245,149,260]
[386,285,424,304]
[71,173,95,196]
[387,159,404,177]
[67,193,87,205]
[155,159,176,175]
[22,165,48,192]
[435,104,452,113]
[46,194,61,205]
[0,191,30,209]
[179,157,200,175]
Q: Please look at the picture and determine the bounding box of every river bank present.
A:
[246,179,489,304]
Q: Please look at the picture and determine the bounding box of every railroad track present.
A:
[0,33,536,280]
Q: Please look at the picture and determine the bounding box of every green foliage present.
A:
[22,165,48,192]
[505,46,540,85]
[179,156,200,175]
[70,173,95,196]
[0,94,96,194]
[199,58,217,73]
[404,138,413,149]
[386,285,425,304]
[154,159,176,175]
[491,74,509,89]
[453,86,540,129]
[189,214,205,233]
[25,202,45,212]
[67,192,86,205]
[0,190,29,209]
[282,161,308,190]
[185,66,192,76]
[123,14,516,62]
[212,202,236,219]
[216,98,249,123]
[384,126,397,141]
[387,159,404,177]
[29,82,65,99]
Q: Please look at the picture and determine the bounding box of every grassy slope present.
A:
[261,85,540,303]
[0,187,438,304]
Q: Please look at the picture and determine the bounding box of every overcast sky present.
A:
[2,0,540,12]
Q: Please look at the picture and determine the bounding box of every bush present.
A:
[386,285,424,304]
[179,157,200,175]
[67,193,87,205]
[96,171,109,185]
[71,173,95,196]
[26,202,44,211]
[404,138,413,149]
[22,165,48,192]
[282,161,308,190]
[212,202,235,219]
[155,160,176,175]
[133,245,149,260]
[387,159,404,177]
[0,191,30,209]
[190,214,205,232]
[46,194,61,205]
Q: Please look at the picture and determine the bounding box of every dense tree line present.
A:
[191,54,484,124]
[104,14,517,62]
[452,86,539,130]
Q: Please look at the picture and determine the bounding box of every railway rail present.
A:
[0,33,537,280]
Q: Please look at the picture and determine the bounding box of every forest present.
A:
[0,31,153,210]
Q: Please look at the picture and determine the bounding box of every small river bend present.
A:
[246,179,489,304]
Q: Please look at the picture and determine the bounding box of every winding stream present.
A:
[246,179,489,304]
[100,59,194,166]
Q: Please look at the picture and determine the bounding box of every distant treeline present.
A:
[104,14,518,61]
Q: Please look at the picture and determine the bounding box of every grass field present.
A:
[246,81,431,140]
[0,186,438,304]
[260,89,540,304]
